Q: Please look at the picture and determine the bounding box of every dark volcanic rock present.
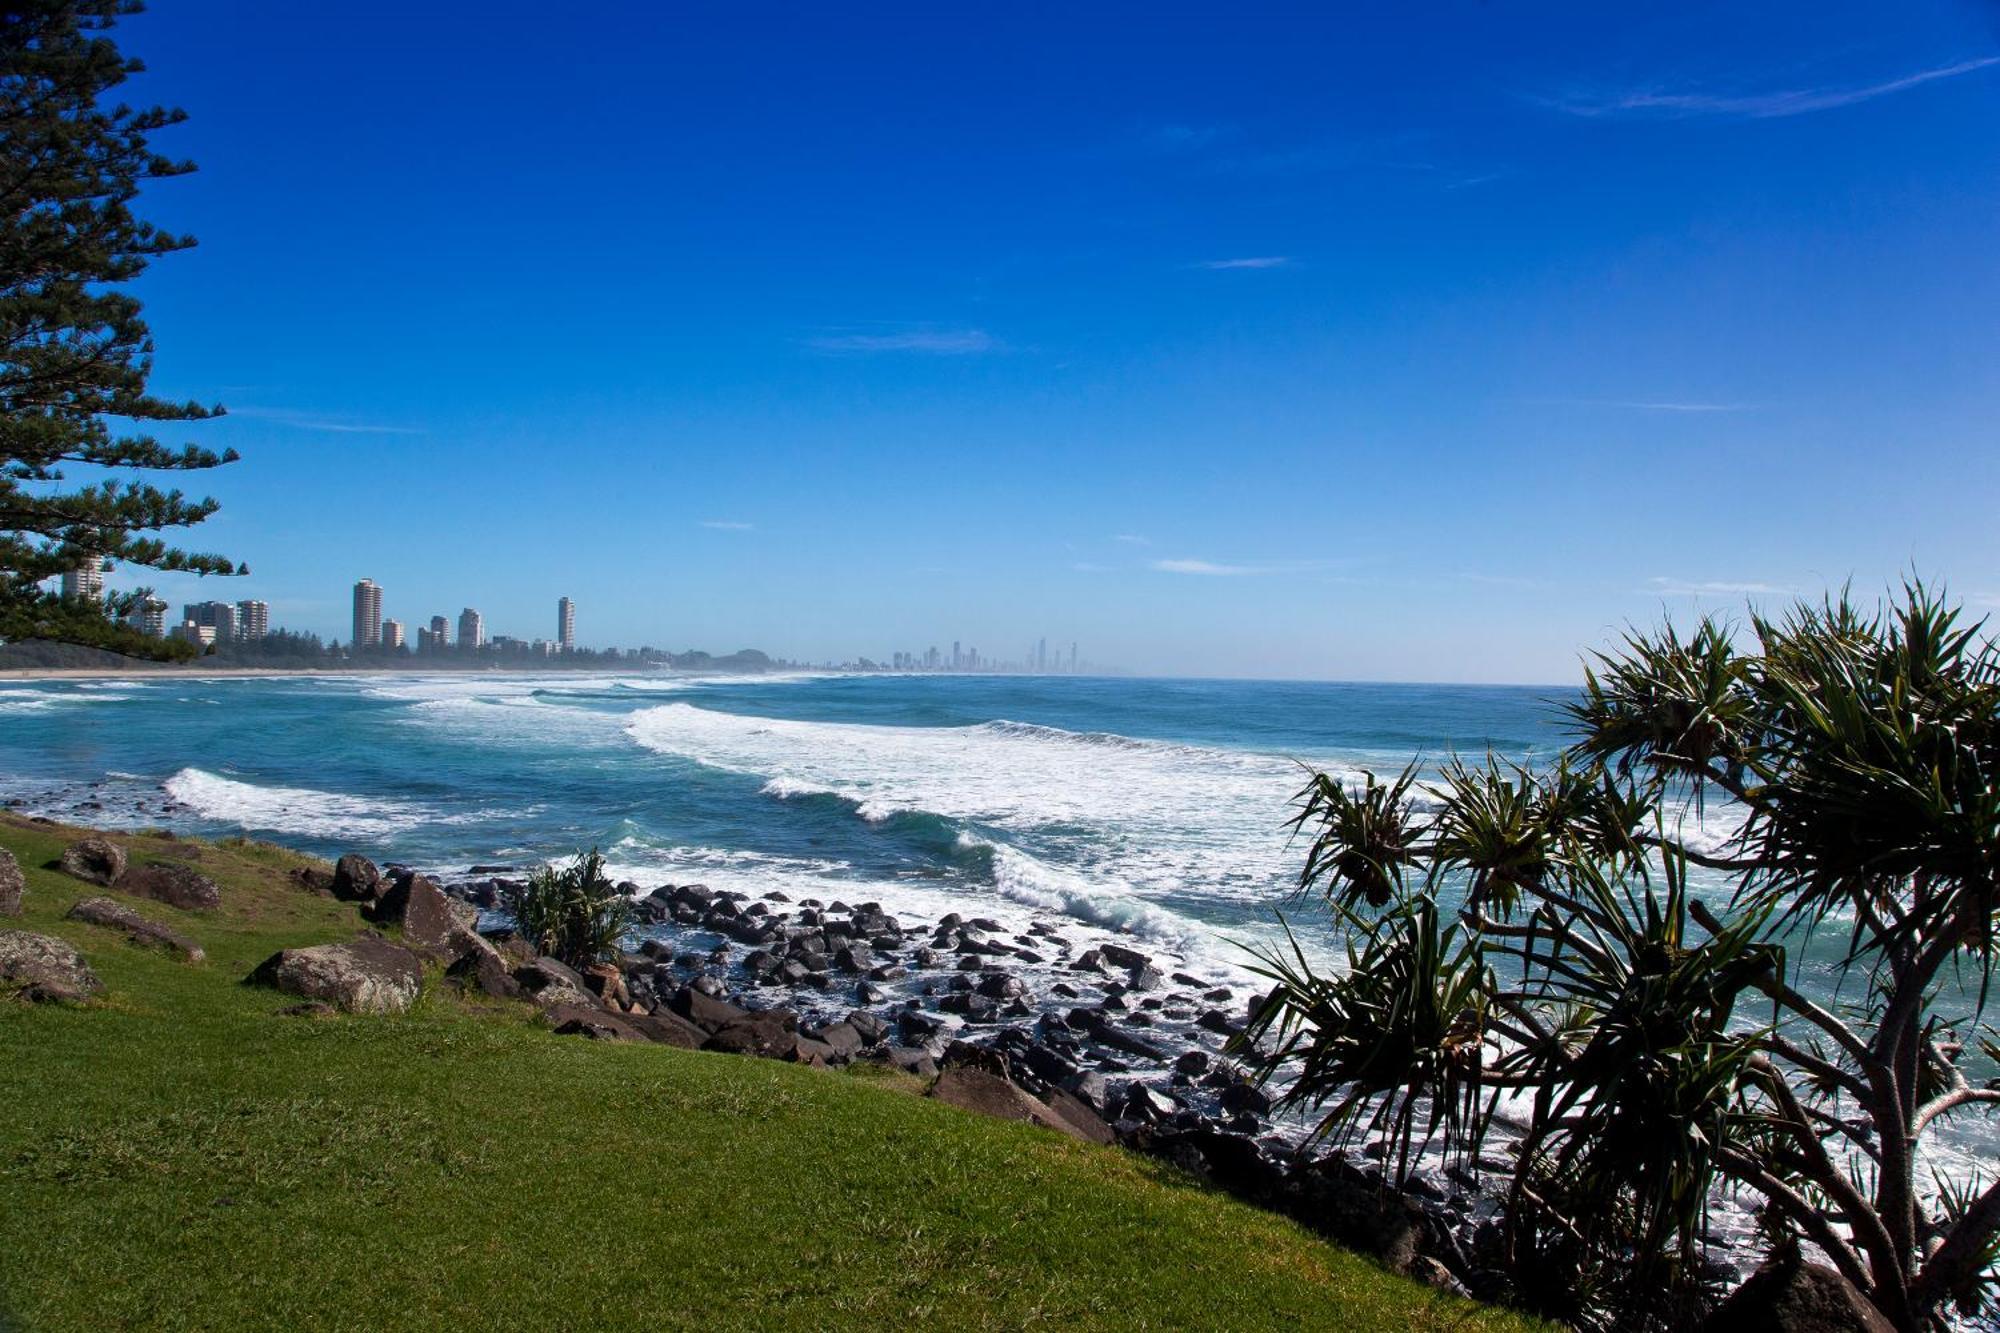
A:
[58,837,127,888]
[119,861,223,911]
[547,1002,647,1042]
[0,848,23,916]
[65,896,205,962]
[447,944,523,1000]
[377,873,480,961]
[1702,1252,1894,1333]
[928,1067,1112,1144]
[330,853,384,904]
[626,1010,707,1049]
[667,985,749,1033]
[0,929,105,1002]
[512,956,602,1010]
[1098,943,1150,970]
[245,934,422,1014]
[703,1016,797,1058]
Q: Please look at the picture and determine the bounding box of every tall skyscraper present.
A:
[352,579,383,648]
[1036,637,1047,672]
[183,600,239,643]
[952,640,962,670]
[458,607,484,650]
[236,600,270,640]
[558,596,576,651]
[130,597,167,638]
[60,559,105,600]
[382,619,406,649]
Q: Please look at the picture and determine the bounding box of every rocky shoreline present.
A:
[365,854,1505,1302]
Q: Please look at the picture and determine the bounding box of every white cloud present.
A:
[700,520,754,531]
[1647,577,1794,597]
[1194,256,1292,270]
[1153,557,1330,577]
[1549,56,2000,120]
[804,329,998,355]
[227,407,426,435]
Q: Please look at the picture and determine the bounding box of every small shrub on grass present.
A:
[501,849,629,970]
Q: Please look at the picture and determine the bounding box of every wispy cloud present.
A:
[1647,577,1794,597]
[1193,256,1292,271]
[228,406,426,435]
[700,520,754,531]
[1549,56,2000,120]
[1152,557,1329,577]
[804,328,998,355]
[1526,396,1754,413]
[1112,534,1151,546]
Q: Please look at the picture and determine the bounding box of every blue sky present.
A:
[98,2,2000,682]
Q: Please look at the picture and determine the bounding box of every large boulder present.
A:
[118,861,222,911]
[928,1066,1113,1145]
[66,896,206,962]
[58,837,127,888]
[374,873,479,961]
[512,956,602,1011]
[447,935,524,1000]
[666,984,751,1033]
[245,934,423,1014]
[1703,1253,1894,1333]
[703,1016,799,1058]
[0,848,22,916]
[329,853,384,905]
[0,930,105,1002]
[625,1010,707,1049]
[544,1002,648,1042]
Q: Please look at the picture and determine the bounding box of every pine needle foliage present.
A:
[0,1,240,658]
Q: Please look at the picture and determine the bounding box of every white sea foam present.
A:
[627,702,1311,899]
[160,767,499,843]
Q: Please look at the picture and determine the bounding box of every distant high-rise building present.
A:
[60,559,106,600]
[382,619,406,649]
[558,596,576,651]
[1071,641,1078,673]
[352,579,383,649]
[183,600,239,643]
[458,607,484,650]
[952,640,962,670]
[170,621,216,648]
[236,600,270,640]
[1036,637,1047,672]
[428,615,449,648]
[129,597,168,638]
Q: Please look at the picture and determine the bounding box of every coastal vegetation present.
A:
[0,812,1540,1331]
[503,849,631,970]
[1251,583,2000,1330]
[0,1,240,659]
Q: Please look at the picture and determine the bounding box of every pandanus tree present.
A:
[1244,584,2000,1331]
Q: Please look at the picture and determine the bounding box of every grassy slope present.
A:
[0,815,1541,1332]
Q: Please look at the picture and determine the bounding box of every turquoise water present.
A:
[0,671,1566,981]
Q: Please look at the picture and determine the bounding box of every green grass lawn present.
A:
[0,814,1543,1331]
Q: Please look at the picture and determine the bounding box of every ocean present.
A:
[0,671,1567,983]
